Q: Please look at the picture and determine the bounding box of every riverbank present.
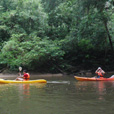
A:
[0,73,64,78]
[0,70,114,78]
[0,67,114,79]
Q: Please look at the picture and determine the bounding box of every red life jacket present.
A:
[97,72,104,77]
[24,73,30,80]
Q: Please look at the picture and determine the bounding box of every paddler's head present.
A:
[23,70,27,74]
[98,67,102,71]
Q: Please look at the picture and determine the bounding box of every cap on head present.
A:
[98,67,101,69]
[23,70,27,73]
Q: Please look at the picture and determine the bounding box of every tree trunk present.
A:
[104,21,113,51]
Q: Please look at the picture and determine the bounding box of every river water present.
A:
[0,76,114,114]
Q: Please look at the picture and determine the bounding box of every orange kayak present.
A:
[74,76,114,81]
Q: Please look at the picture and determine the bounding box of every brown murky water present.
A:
[0,75,114,114]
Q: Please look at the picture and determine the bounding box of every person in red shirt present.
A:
[95,67,105,78]
[16,70,30,81]
[23,70,30,81]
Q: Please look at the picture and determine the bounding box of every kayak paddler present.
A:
[95,67,105,78]
[16,70,30,81]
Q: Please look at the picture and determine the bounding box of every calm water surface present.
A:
[0,76,114,114]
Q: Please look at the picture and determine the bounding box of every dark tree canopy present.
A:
[0,0,114,73]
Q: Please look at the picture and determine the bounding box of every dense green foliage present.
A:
[0,0,114,73]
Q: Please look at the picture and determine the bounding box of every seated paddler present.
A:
[16,70,30,81]
[95,67,105,78]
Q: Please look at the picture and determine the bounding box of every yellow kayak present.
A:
[0,79,47,84]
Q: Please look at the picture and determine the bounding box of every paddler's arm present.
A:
[95,70,99,74]
[95,67,101,74]
[17,73,23,78]
[102,70,105,74]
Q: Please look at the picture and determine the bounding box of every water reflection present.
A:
[31,83,47,88]
[75,81,114,100]
[23,84,30,97]
[97,81,106,100]
[17,83,46,99]
[0,83,47,114]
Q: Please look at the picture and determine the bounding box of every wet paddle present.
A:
[19,67,22,76]
[15,67,22,80]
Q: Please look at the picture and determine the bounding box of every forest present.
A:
[0,0,114,73]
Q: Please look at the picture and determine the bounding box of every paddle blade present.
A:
[19,67,22,72]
